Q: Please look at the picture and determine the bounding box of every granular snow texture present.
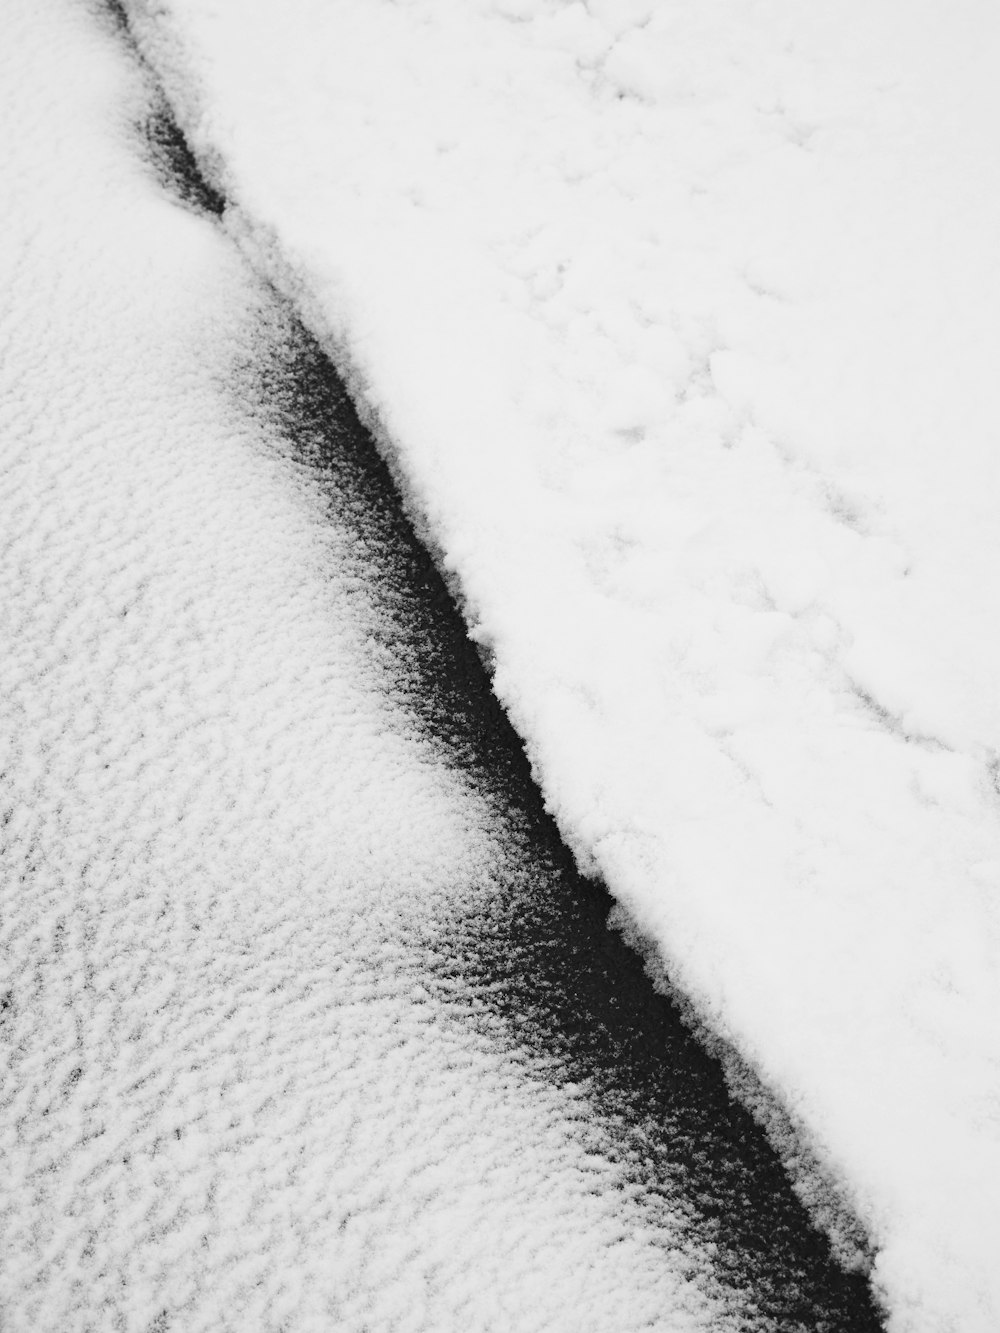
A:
[0,2,789,1328]
[112,1,1000,1329]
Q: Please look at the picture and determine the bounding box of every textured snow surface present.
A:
[114,0,1000,1329]
[0,3,779,1328]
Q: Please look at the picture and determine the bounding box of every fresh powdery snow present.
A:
[113,1,1000,1329]
[0,1,817,1329]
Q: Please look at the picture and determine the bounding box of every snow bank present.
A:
[116,1,1000,1327]
[0,2,762,1327]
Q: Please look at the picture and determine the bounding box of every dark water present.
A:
[136,64,887,1332]
[244,319,885,1332]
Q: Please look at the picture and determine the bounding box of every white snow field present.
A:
[115,0,1000,1329]
[0,2,799,1329]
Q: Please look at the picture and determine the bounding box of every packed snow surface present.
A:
[0,1,801,1328]
[117,0,1000,1328]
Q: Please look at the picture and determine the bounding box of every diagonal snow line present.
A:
[98,0,888,1311]
[229,258,888,1333]
[108,0,888,1273]
[111,0,885,1295]
[1,1,888,1326]
[105,3,1000,1329]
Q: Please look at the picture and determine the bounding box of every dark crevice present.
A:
[141,103,225,217]
[240,308,887,1332]
[96,0,225,217]
[245,320,542,805]
[101,0,129,32]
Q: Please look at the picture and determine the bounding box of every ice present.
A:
[109,0,1000,1327]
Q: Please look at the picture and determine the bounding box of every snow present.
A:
[113,0,1000,1328]
[0,1,790,1328]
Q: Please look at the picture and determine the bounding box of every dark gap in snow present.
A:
[141,103,225,218]
[97,0,224,217]
[246,314,539,802]
[244,309,886,1333]
[100,0,129,33]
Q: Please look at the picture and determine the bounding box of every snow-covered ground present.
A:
[0,1,864,1327]
[111,1,1000,1329]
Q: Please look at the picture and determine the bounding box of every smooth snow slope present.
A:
[118,1,1000,1329]
[0,2,806,1328]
